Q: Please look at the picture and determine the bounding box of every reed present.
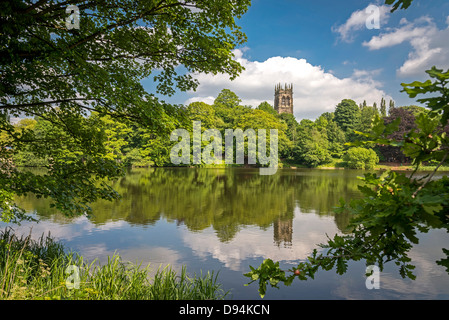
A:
[0,227,228,300]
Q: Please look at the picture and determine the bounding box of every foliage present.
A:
[258,101,278,117]
[343,147,379,169]
[246,165,449,298]
[358,106,379,133]
[385,0,413,12]
[0,0,250,220]
[244,258,294,299]
[376,107,417,162]
[315,113,346,158]
[235,108,291,160]
[380,97,387,117]
[401,67,449,126]
[334,99,361,136]
[294,123,332,167]
[214,89,243,109]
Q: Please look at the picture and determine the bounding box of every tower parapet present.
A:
[274,83,293,114]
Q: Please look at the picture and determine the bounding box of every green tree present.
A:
[0,0,250,221]
[213,89,251,128]
[95,114,133,163]
[214,89,242,109]
[186,102,223,129]
[380,97,387,117]
[235,109,291,161]
[334,99,361,135]
[257,101,278,117]
[357,105,380,138]
[389,99,395,115]
[314,113,346,157]
[324,119,346,158]
[295,120,331,167]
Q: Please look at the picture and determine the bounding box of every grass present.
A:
[0,227,228,300]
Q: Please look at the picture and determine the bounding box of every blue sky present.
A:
[146,0,449,121]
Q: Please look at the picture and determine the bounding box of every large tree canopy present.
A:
[0,0,250,221]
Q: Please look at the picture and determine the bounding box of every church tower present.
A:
[274,83,293,114]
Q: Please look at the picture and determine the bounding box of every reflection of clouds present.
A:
[116,247,183,272]
[75,243,110,262]
[181,208,340,271]
[1,217,184,278]
[378,230,449,299]
[77,245,183,277]
[3,205,449,299]
[330,229,449,299]
[1,215,128,243]
[1,216,85,242]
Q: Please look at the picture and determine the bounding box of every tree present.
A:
[354,105,380,158]
[325,119,347,157]
[235,108,291,161]
[380,97,387,117]
[95,114,133,162]
[389,100,395,115]
[213,89,250,128]
[334,99,361,139]
[0,0,250,222]
[278,113,299,141]
[314,113,345,158]
[377,107,418,163]
[214,89,242,109]
[295,120,332,167]
[257,101,278,117]
[186,102,222,129]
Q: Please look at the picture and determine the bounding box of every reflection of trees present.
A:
[16,168,364,242]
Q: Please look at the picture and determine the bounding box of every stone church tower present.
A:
[274,83,293,114]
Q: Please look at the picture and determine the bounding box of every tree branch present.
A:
[412,149,449,198]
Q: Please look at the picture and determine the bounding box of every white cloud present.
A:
[363,16,436,50]
[185,48,390,120]
[351,68,383,87]
[332,4,391,42]
[363,16,449,77]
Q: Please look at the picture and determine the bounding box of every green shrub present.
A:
[343,147,379,170]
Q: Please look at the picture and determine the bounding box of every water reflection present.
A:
[16,167,364,243]
[5,167,449,299]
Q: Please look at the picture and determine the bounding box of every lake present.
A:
[3,167,449,299]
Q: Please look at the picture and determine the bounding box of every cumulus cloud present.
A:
[332,4,391,42]
[363,16,449,77]
[185,48,390,120]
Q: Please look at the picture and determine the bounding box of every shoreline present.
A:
[131,163,449,172]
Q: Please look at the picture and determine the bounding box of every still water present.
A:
[3,167,449,299]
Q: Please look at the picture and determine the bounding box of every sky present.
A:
[144,0,449,121]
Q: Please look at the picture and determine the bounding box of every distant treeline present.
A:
[3,89,439,170]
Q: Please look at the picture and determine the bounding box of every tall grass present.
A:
[0,227,228,300]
